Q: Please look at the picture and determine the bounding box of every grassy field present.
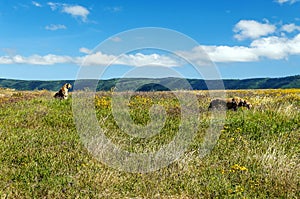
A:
[0,88,299,198]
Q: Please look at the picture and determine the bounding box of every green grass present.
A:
[0,89,299,198]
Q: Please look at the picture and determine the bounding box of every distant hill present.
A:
[0,75,299,91]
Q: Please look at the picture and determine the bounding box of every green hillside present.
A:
[0,75,299,91]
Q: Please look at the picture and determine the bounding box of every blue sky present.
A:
[0,0,300,80]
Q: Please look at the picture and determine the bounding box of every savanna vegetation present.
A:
[0,88,299,198]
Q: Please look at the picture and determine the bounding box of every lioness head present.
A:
[64,83,72,90]
[235,98,252,109]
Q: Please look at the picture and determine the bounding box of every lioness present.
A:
[208,97,252,111]
[234,97,252,109]
[54,83,72,99]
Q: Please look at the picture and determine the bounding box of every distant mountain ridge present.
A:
[0,75,299,91]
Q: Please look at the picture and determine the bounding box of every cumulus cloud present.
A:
[177,33,300,64]
[47,2,90,22]
[233,20,276,40]
[79,47,92,54]
[0,51,180,67]
[177,46,258,65]
[62,5,89,22]
[32,1,42,7]
[0,54,73,65]
[45,24,66,31]
[202,45,259,62]
[47,2,58,10]
[2,29,300,66]
[250,35,300,59]
[0,56,13,64]
[119,53,180,67]
[2,33,300,66]
[81,52,180,67]
[281,23,300,32]
[275,0,298,4]
[79,52,118,66]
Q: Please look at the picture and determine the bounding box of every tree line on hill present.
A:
[0,75,299,91]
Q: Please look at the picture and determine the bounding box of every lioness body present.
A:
[233,97,252,109]
[208,97,251,111]
[54,83,72,99]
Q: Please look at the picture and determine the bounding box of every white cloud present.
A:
[281,23,300,32]
[47,2,90,22]
[250,36,290,59]
[2,32,300,66]
[178,33,300,64]
[233,20,276,40]
[276,0,290,3]
[62,5,89,22]
[250,34,300,59]
[118,53,180,67]
[79,47,92,54]
[275,0,298,4]
[0,54,73,65]
[32,1,42,7]
[81,52,180,67]
[79,52,118,66]
[0,56,13,64]
[0,51,180,67]
[201,45,259,62]
[45,24,66,31]
[177,46,258,65]
[47,2,58,10]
